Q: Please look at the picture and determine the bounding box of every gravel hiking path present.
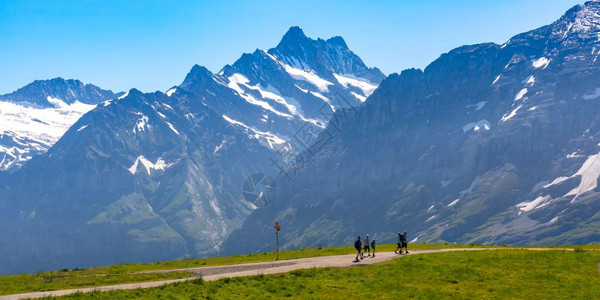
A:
[0,248,573,299]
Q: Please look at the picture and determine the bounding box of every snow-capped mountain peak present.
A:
[0,79,122,171]
[0,78,122,107]
[179,27,385,152]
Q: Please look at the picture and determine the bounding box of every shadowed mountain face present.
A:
[223,1,600,254]
[0,78,123,172]
[0,28,383,274]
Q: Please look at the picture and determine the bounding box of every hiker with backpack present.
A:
[395,232,402,254]
[353,236,363,262]
[401,231,409,254]
[371,239,376,257]
[363,234,371,257]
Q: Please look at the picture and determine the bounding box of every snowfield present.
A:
[128,155,173,175]
[0,99,96,171]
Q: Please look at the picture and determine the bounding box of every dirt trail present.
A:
[0,248,571,299]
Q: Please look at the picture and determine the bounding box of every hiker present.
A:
[395,232,402,254]
[401,231,409,254]
[354,236,363,262]
[371,239,376,257]
[364,234,371,257]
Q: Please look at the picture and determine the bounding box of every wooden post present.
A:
[276,231,279,261]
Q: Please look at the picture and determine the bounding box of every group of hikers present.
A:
[353,231,408,262]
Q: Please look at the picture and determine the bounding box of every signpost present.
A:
[274,222,281,261]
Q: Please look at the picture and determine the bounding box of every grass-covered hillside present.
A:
[1,244,599,298]
[61,249,600,299]
[0,243,495,296]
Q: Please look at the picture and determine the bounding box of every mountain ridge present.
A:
[222,1,600,254]
[0,26,384,274]
[0,77,123,107]
[0,78,124,172]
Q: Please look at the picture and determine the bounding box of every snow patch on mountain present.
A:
[467,101,487,111]
[132,113,150,133]
[583,88,600,99]
[351,92,367,102]
[523,75,536,85]
[214,140,226,154]
[544,176,571,188]
[460,176,479,195]
[447,199,460,207]
[532,57,551,69]
[310,91,331,104]
[128,156,173,175]
[227,74,293,119]
[541,151,600,202]
[515,88,528,101]
[501,104,523,123]
[166,88,177,97]
[118,91,129,100]
[243,81,300,116]
[222,115,286,149]
[333,73,378,97]
[165,122,180,135]
[517,195,552,213]
[281,64,333,92]
[492,75,501,85]
[410,234,423,243]
[46,96,68,108]
[463,119,491,133]
[566,151,600,202]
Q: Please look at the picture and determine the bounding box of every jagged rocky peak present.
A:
[180,64,222,90]
[551,1,600,38]
[0,77,122,107]
[276,26,311,49]
[326,35,349,49]
[267,26,385,82]
[175,26,388,155]
[271,26,323,70]
[276,26,348,51]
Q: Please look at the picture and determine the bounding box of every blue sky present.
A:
[0,0,583,94]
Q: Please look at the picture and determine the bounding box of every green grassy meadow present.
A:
[0,244,598,298]
[0,243,498,296]
[59,249,600,299]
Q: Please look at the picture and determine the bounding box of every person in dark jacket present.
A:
[371,239,376,257]
[401,231,409,254]
[354,236,363,262]
[395,232,402,254]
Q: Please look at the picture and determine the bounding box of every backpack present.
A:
[354,239,361,249]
